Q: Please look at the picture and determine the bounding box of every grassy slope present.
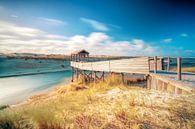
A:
[0,75,195,129]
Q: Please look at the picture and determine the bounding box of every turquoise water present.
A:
[0,58,72,105]
[0,57,70,77]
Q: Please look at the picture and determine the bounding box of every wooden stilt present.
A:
[159,58,163,70]
[177,57,182,80]
[167,57,170,71]
[102,72,105,81]
[94,71,97,82]
[148,58,150,71]
[71,67,74,82]
[154,56,157,73]
[90,71,93,81]
[121,73,124,84]
[76,68,79,81]
[146,75,151,89]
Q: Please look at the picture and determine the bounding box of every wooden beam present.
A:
[167,57,170,71]
[177,57,182,80]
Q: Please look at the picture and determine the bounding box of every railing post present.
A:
[154,56,157,73]
[159,57,163,70]
[148,57,150,71]
[167,57,170,71]
[177,57,182,80]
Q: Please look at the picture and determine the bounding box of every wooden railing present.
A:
[149,56,187,80]
[71,57,149,74]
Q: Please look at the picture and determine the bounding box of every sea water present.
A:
[0,58,71,105]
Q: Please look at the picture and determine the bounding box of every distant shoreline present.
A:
[0,69,71,78]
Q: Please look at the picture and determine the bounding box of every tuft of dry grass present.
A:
[0,75,195,129]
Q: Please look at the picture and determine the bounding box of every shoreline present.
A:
[0,76,71,107]
[11,78,71,107]
[0,69,70,78]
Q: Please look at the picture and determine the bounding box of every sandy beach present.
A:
[0,72,71,105]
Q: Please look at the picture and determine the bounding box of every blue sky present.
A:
[0,0,195,56]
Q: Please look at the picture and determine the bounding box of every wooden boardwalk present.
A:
[71,57,195,94]
[71,57,149,74]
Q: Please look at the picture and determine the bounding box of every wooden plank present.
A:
[149,73,193,92]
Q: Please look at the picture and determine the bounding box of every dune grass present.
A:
[182,67,195,73]
[171,67,195,73]
[0,75,195,129]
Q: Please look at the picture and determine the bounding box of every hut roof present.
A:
[71,49,89,55]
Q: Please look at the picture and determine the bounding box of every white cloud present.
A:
[80,17,109,31]
[0,21,158,56]
[162,38,172,43]
[10,15,18,18]
[38,17,67,26]
[181,33,188,37]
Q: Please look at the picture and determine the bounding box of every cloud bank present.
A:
[0,20,157,56]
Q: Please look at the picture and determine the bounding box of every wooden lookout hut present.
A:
[71,49,89,61]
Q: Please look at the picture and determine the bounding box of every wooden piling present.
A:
[102,72,105,81]
[71,67,74,82]
[154,56,157,73]
[94,71,97,82]
[121,73,124,83]
[159,58,163,70]
[76,68,79,81]
[167,57,170,71]
[177,57,182,80]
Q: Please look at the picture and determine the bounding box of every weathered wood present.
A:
[154,56,157,73]
[71,56,194,94]
[121,73,124,83]
[159,58,163,70]
[76,68,79,80]
[177,57,182,80]
[71,67,74,82]
[149,73,193,93]
[175,87,182,94]
[167,57,170,71]
[71,57,149,74]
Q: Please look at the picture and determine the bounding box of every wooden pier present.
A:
[70,51,195,94]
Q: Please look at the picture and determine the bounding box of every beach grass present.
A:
[171,67,195,73]
[0,75,195,129]
[182,67,195,73]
